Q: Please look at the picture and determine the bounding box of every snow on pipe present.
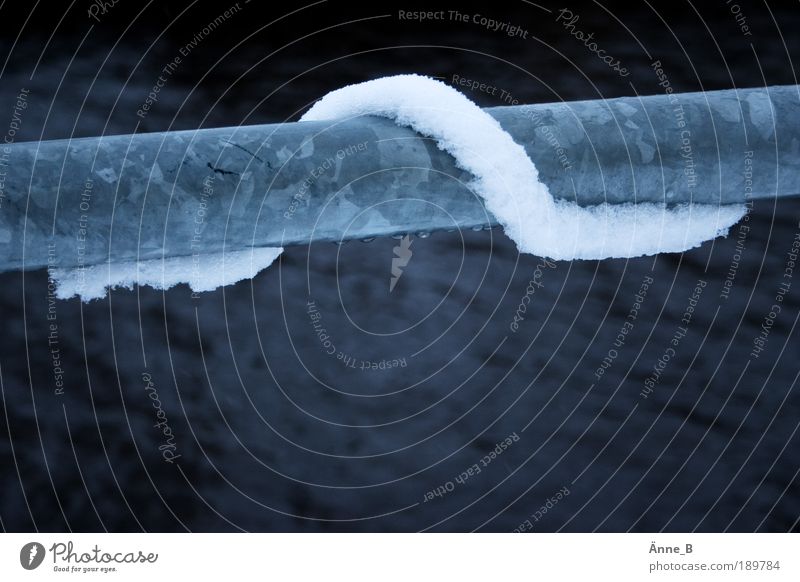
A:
[0,81,797,277]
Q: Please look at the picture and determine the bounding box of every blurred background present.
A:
[0,0,798,531]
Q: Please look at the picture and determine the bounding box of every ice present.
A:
[52,246,283,301]
[302,74,746,260]
[54,74,745,301]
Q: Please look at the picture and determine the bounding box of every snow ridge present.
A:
[302,74,745,261]
[54,74,745,301]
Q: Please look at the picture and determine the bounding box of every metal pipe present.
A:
[0,85,797,272]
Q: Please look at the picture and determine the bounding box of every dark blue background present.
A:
[0,0,798,531]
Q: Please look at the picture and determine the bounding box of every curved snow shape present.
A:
[56,74,746,301]
[301,74,745,260]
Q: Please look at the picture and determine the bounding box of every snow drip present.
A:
[54,74,745,301]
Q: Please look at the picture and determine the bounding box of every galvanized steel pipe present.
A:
[0,84,797,272]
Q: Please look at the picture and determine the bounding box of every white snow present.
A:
[52,247,283,301]
[302,74,746,260]
[54,74,745,301]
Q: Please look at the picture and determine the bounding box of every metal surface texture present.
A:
[0,84,797,272]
